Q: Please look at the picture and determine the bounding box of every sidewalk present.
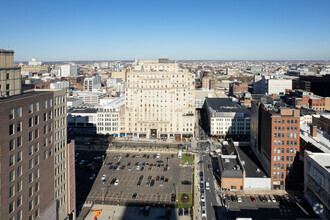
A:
[193,153,202,220]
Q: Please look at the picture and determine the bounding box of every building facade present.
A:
[251,100,300,189]
[124,60,195,140]
[304,151,330,220]
[0,49,21,97]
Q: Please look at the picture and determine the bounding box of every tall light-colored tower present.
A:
[0,49,21,97]
[124,59,195,140]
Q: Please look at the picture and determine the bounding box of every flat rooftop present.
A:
[206,98,250,114]
[300,123,330,153]
[70,108,97,114]
[307,152,330,173]
[237,146,268,178]
[0,91,51,103]
[219,155,243,178]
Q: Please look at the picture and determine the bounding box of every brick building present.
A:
[229,82,248,97]
[251,98,300,189]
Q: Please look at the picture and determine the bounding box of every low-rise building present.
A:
[304,151,330,220]
[205,98,250,141]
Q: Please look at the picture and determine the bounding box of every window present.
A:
[44,150,48,160]
[35,195,39,206]
[9,124,14,135]
[43,112,47,121]
[274,148,277,153]
[29,173,33,183]
[17,107,22,117]
[44,100,47,109]
[29,117,33,127]
[29,200,33,211]
[9,140,14,151]
[286,148,289,153]
[9,109,14,119]
[17,195,22,207]
[34,142,39,152]
[49,111,52,120]
[273,163,276,170]
[43,125,47,134]
[35,182,39,192]
[16,136,22,147]
[34,129,39,139]
[49,99,52,107]
[35,209,39,218]
[17,180,22,192]
[29,104,33,113]
[29,159,33,169]
[43,138,47,147]
[29,131,33,141]
[29,187,33,197]
[35,116,39,125]
[17,151,22,162]
[17,209,22,220]
[17,121,22,132]
[17,165,22,177]
[286,156,289,161]
[35,169,39,179]
[9,185,15,198]
[34,102,39,112]
[9,201,14,213]
[34,156,39,166]
[9,155,14,166]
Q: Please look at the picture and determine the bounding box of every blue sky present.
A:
[1,0,330,61]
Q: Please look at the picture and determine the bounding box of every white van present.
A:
[206,182,210,190]
[178,151,182,159]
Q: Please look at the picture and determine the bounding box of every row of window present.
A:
[273,133,298,139]
[274,119,298,124]
[273,140,298,146]
[274,126,298,131]
[9,137,22,151]
[273,147,297,154]
[273,155,295,162]
[273,163,293,171]
[273,172,285,180]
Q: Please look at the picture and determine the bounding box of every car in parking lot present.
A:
[201,208,206,217]
[201,194,205,202]
[114,179,119,185]
[259,195,265,202]
[145,181,149,187]
[250,195,256,202]
[184,208,189,216]
[101,174,106,180]
[266,195,271,202]
[159,180,163,186]
[182,180,192,185]
[160,176,164,181]
[110,178,116,184]
[237,195,242,202]
[137,181,141,186]
[132,193,137,199]
[165,178,169,182]
[153,154,157,159]
[139,175,143,180]
[126,154,130,158]
[150,179,155,187]
[171,193,176,202]
[156,176,160,181]
[230,195,236,202]
[102,179,106,184]
[178,208,183,216]
[143,154,147,158]
[270,195,276,202]
[140,166,144,171]
[201,201,206,209]
[157,153,160,158]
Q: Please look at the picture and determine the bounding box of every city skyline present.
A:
[1,0,330,61]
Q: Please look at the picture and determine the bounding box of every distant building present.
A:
[60,64,78,78]
[253,75,292,95]
[106,78,122,88]
[300,123,330,153]
[293,74,330,97]
[28,58,43,66]
[84,76,102,91]
[205,98,250,141]
[229,82,248,97]
[72,91,108,105]
[0,49,21,97]
[304,151,330,220]
[50,81,70,90]
[111,69,127,82]
[312,114,330,135]
[195,89,227,109]
[124,59,195,140]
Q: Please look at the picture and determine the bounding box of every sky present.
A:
[1,0,330,61]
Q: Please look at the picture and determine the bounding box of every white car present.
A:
[114,179,119,185]
[270,195,276,202]
[156,153,160,158]
[237,195,242,202]
[101,174,106,180]
[136,166,140,171]
[201,194,205,202]
[201,208,206,217]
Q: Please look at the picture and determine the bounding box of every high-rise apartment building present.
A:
[251,98,300,189]
[124,60,195,140]
[0,49,21,97]
[0,50,74,220]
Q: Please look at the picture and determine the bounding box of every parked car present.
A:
[171,193,176,202]
[237,195,242,202]
[178,208,183,216]
[182,180,192,185]
[132,193,137,199]
[114,179,119,186]
[201,208,206,217]
[270,195,276,202]
[250,196,256,202]
[184,208,189,216]
[110,178,116,184]
[157,153,160,158]
[101,174,106,180]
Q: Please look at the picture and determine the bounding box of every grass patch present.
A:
[181,153,194,164]
[176,193,193,208]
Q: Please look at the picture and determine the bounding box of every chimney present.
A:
[310,125,317,137]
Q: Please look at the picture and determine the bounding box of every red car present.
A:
[127,162,131,167]
[250,196,256,202]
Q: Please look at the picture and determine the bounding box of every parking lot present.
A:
[221,194,319,220]
[76,150,193,208]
